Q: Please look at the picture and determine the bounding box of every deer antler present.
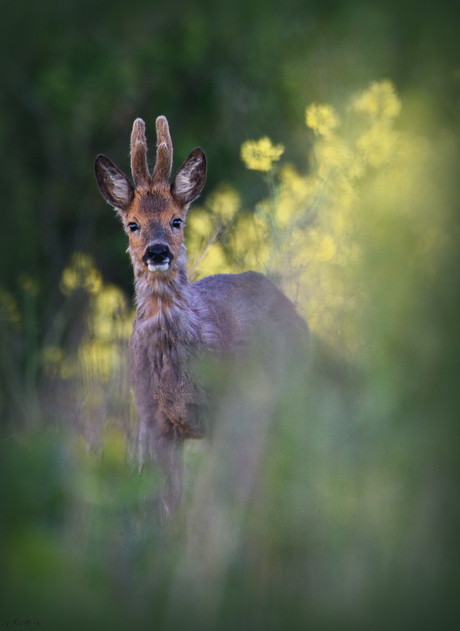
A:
[130,118,151,189]
[152,115,173,186]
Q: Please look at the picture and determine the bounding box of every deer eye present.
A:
[172,218,182,229]
[128,222,139,232]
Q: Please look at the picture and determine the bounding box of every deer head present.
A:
[95,117,207,277]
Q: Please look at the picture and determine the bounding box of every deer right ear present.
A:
[95,154,134,211]
[171,148,207,207]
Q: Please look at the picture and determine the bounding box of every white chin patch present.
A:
[147,262,170,273]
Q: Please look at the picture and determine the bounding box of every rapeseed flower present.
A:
[241,137,284,172]
[306,104,339,137]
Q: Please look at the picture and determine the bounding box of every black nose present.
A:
[145,244,172,265]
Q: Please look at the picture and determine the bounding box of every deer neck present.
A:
[134,248,199,340]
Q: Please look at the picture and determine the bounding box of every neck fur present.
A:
[133,247,200,341]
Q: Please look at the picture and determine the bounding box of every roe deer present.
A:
[95,116,307,513]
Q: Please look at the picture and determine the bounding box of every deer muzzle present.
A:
[143,243,173,272]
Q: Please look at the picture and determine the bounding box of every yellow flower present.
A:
[356,122,399,167]
[352,80,401,119]
[60,252,102,296]
[314,137,353,178]
[192,242,231,278]
[275,167,317,229]
[207,186,241,222]
[306,104,339,137]
[241,137,284,172]
[91,285,130,342]
[185,209,215,263]
[229,214,270,271]
[279,165,318,201]
[312,233,337,261]
[187,209,214,240]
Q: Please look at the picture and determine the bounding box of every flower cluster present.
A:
[305,103,340,137]
[240,137,284,172]
[188,80,441,351]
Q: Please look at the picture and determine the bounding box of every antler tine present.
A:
[130,118,151,189]
[152,115,173,186]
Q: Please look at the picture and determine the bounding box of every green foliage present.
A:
[1,2,460,630]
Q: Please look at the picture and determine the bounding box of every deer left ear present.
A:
[171,148,207,206]
[95,154,134,211]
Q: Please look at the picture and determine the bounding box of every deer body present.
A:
[95,117,307,512]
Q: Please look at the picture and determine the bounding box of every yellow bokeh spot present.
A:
[279,165,318,201]
[186,209,215,255]
[192,242,231,278]
[275,165,320,228]
[102,426,127,465]
[19,274,39,294]
[356,122,399,167]
[60,253,102,296]
[0,289,20,324]
[53,252,133,384]
[229,213,270,272]
[274,196,298,230]
[207,186,241,222]
[312,233,337,262]
[241,137,284,172]
[306,103,340,137]
[352,80,401,119]
[314,137,355,178]
[90,285,131,342]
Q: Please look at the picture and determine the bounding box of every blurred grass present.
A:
[1,325,459,630]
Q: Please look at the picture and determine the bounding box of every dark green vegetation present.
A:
[1,1,460,629]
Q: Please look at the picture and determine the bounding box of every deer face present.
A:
[95,118,206,278]
[124,191,184,274]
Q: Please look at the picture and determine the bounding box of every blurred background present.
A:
[1,0,460,629]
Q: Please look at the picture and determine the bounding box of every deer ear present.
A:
[171,148,207,206]
[95,154,134,211]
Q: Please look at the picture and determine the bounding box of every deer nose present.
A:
[144,243,173,267]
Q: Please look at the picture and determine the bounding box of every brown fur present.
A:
[95,116,307,514]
